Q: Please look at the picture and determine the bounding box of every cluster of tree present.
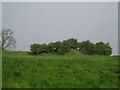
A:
[30,38,112,56]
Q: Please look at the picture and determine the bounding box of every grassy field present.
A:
[2,50,119,88]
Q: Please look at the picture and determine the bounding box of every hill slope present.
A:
[65,49,83,56]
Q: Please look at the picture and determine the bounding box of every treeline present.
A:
[30,38,112,56]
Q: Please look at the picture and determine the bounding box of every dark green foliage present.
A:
[30,38,112,56]
[47,41,69,55]
[94,42,112,56]
[78,40,94,55]
[57,42,69,55]
[63,38,78,50]
[30,44,40,54]
[47,42,56,53]
[30,44,48,54]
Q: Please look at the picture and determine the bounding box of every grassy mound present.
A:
[65,49,83,56]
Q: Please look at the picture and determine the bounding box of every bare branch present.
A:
[1,29,16,50]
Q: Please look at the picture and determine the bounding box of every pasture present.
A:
[2,50,119,88]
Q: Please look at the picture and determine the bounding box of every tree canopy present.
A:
[30,38,112,56]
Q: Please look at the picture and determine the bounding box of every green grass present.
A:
[2,50,119,88]
[0,49,2,89]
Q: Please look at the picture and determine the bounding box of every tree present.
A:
[57,42,69,55]
[30,44,48,54]
[30,44,40,54]
[63,38,78,50]
[47,42,56,53]
[38,44,48,53]
[94,42,112,56]
[78,40,94,55]
[47,41,69,55]
[2,29,16,50]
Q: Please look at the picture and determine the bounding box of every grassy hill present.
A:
[65,49,83,56]
[2,50,119,88]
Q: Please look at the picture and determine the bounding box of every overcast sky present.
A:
[2,2,118,55]
[0,2,1,30]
